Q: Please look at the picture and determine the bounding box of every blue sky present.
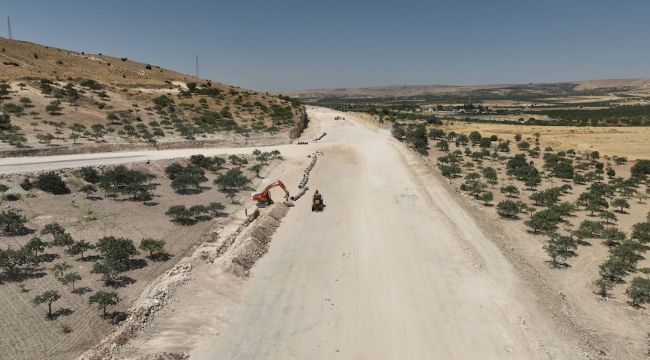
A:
[2,0,650,92]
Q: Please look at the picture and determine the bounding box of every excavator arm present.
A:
[252,180,291,207]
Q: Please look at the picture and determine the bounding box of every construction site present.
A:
[2,3,650,359]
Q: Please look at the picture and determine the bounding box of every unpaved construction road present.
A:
[2,107,589,359]
[131,107,588,359]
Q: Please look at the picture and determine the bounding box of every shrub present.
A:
[34,172,70,194]
[79,166,100,183]
[626,277,650,307]
[214,168,251,192]
[139,238,166,259]
[631,160,650,179]
[0,209,27,235]
[496,200,519,219]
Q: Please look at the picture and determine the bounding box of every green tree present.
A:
[0,247,36,275]
[631,160,650,179]
[525,210,560,234]
[601,227,626,247]
[170,165,208,194]
[631,222,650,244]
[32,290,61,318]
[80,184,97,199]
[88,291,120,318]
[479,191,494,205]
[207,202,226,217]
[0,209,27,235]
[91,258,123,283]
[496,200,520,219]
[79,166,100,184]
[214,168,251,192]
[166,205,196,225]
[34,172,70,194]
[626,277,650,308]
[25,237,47,257]
[391,122,405,139]
[611,198,630,213]
[469,131,482,146]
[544,234,577,267]
[500,185,520,198]
[599,210,617,225]
[594,277,614,298]
[599,256,629,282]
[481,167,498,187]
[436,139,449,152]
[95,236,138,269]
[575,220,604,239]
[70,240,95,260]
[19,97,32,107]
[249,164,265,178]
[60,271,82,292]
[52,262,72,279]
[429,128,445,140]
[45,100,63,115]
[139,238,166,259]
[606,167,616,179]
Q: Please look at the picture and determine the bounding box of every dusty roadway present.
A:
[0,107,586,359]
[127,107,585,360]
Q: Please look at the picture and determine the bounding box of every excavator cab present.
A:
[252,180,293,208]
[312,190,325,212]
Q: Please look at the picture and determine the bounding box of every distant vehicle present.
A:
[312,190,325,212]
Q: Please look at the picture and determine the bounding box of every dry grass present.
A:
[441,121,650,160]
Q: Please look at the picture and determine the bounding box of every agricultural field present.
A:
[439,122,650,160]
[0,149,283,360]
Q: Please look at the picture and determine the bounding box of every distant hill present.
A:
[289,79,650,99]
[0,37,305,155]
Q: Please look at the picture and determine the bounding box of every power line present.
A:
[195,54,199,78]
[7,16,12,40]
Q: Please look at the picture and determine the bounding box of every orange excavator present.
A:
[252,180,294,208]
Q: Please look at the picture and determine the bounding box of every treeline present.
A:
[531,105,650,126]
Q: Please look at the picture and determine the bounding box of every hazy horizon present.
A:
[3,0,650,92]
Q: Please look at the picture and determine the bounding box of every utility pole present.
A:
[195,55,199,78]
[7,16,12,40]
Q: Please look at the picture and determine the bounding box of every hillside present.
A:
[289,78,650,100]
[0,37,306,155]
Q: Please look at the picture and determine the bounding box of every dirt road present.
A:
[0,144,303,175]
[120,107,588,359]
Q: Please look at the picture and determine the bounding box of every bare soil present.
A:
[0,154,282,360]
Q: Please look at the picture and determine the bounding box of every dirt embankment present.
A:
[79,204,290,360]
[0,133,291,158]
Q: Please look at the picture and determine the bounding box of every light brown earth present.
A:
[0,38,305,154]
[0,152,285,360]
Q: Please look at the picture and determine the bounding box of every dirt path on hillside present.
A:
[105,107,594,360]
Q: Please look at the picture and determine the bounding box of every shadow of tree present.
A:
[48,308,74,320]
[106,275,136,288]
[73,287,93,295]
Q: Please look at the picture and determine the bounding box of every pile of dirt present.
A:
[226,204,290,277]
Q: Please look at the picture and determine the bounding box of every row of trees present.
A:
[420,124,650,307]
